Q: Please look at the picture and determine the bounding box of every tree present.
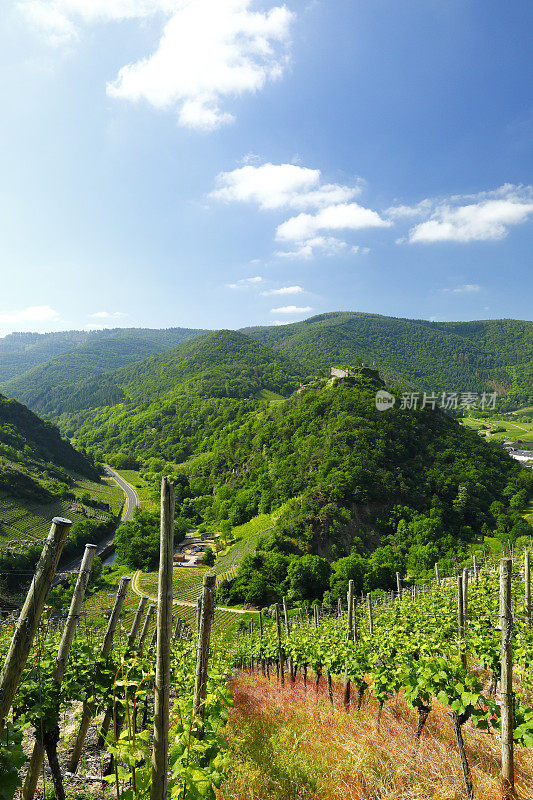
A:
[114,509,160,571]
[287,555,330,601]
[201,548,215,566]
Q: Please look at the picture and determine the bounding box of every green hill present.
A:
[0,393,95,477]
[2,313,531,416]
[0,394,124,591]
[183,373,530,604]
[0,330,104,383]
[243,312,533,406]
[0,326,207,415]
[57,330,303,464]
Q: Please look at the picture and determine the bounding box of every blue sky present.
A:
[0,0,532,336]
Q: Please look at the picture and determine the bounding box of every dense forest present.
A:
[59,330,532,606]
[0,393,95,478]
[1,313,532,419]
[0,327,207,414]
[245,312,533,406]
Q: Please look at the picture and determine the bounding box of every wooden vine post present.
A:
[525,549,531,627]
[98,593,150,746]
[274,603,284,685]
[173,615,183,642]
[0,517,72,734]
[192,571,216,734]
[139,603,156,653]
[68,574,131,773]
[462,568,469,626]
[23,542,96,800]
[367,593,373,635]
[396,572,402,598]
[343,579,354,710]
[434,562,440,587]
[127,595,149,652]
[500,557,515,798]
[151,477,175,800]
[457,573,466,668]
[282,597,294,681]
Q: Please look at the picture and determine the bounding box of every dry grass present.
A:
[218,671,533,800]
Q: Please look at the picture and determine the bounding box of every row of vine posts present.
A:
[243,552,522,799]
[0,478,217,800]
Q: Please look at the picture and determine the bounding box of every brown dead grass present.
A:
[218,670,533,800]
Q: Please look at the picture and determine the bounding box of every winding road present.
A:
[104,466,139,523]
[55,467,139,578]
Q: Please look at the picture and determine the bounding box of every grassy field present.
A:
[461,413,533,446]
[256,388,286,404]
[214,513,273,573]
[116,469,159,512]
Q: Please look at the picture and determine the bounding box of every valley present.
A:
[0,314,531,800]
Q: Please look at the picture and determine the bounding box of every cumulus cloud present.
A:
[0,305,59,324]
[211,163,360,210]
[211,161,381,259]
[20,0,294,130]
[275,235,347,259]
[406,185,533,243]
[261,285,303,295]
[276,203,390,244]
[270,305,312,314]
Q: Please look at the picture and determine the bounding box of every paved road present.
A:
[104,466,139,522]
[55,467,139,577]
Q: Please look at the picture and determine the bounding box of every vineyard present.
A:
[0,476,123,555]
[2,484,533,800]
[233,557,533,799]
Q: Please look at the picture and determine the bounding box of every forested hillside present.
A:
[58,330,303,464]
[0,330,102,383]
[63,341,532,604]
[2,314,532,417]
[0,326,207,415]
[244,312,533,406]
[173,373,531,604]
[0,393,95,478]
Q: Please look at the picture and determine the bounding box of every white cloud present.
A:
[211,160,384,259]
[0,305,59,324]
[107,1,294,130]
[90,310,126,318]
[385,199,433,220]
[261,285,303,295]
[20,0,174,44]
[227,275,263,289]
[211,163,360,210]
[20,1,294,130]
[276,203,390,244]
[270,305,312,314]
[275,235,347,259]
[446,284,481,294]
[407,185,533,243]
